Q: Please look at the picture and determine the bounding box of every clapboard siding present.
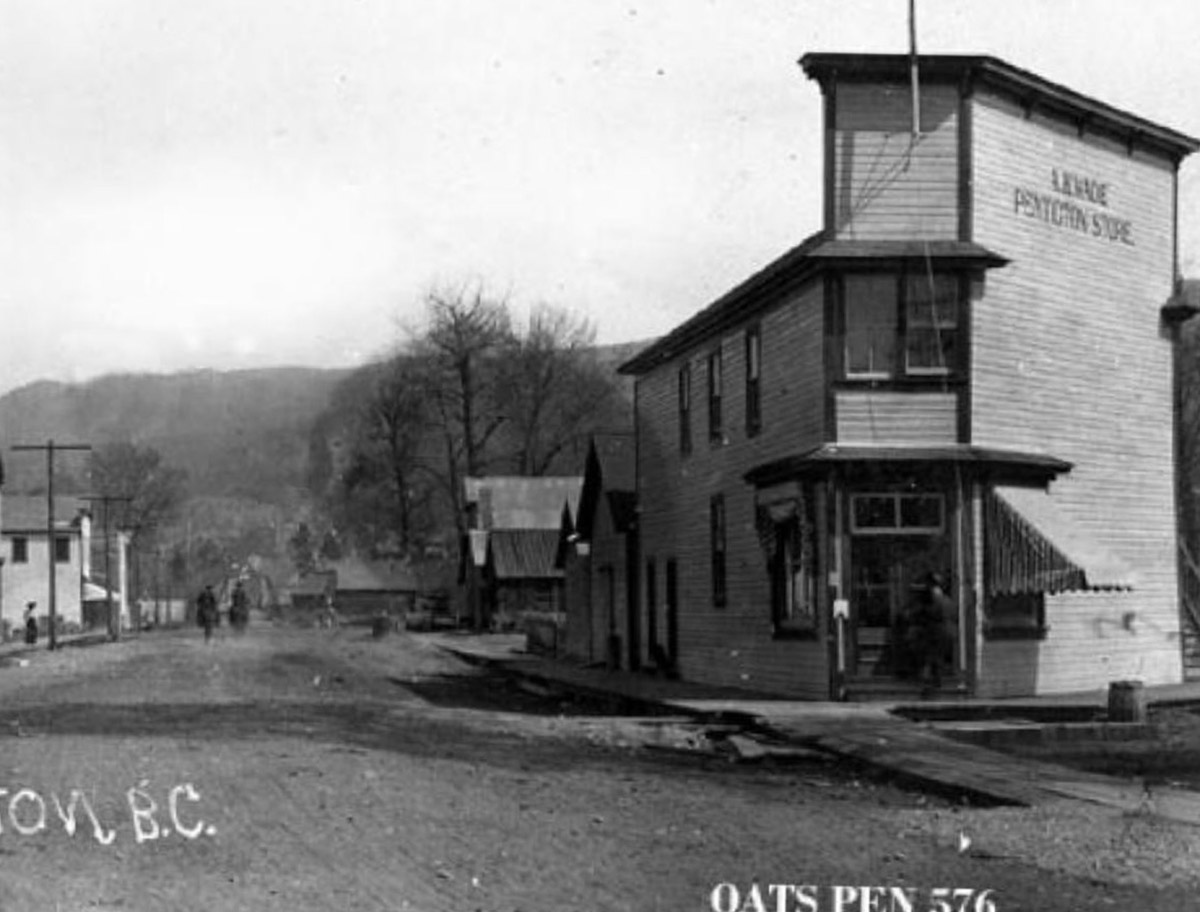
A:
[836,391,958,444]
[970,87,1182,695]
[636,280,829,696]
[834,82,958,240]
[586,499,627,667]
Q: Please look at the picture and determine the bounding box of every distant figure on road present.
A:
[230,580,250,634]
[197,585,219,643]
[319,593,339,630]
[24,602,38,646]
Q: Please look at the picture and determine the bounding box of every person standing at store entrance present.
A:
[905,572,953,695]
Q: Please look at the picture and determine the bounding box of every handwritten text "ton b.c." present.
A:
[0,782,215,846]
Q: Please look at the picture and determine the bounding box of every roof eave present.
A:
[799,52,1200,160]
[618,232,828,376]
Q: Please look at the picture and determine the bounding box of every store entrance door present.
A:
[849,536,947,678]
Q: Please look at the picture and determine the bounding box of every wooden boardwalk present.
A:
[431,634,1200,826]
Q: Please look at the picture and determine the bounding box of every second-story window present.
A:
[845,275,897,379]
[905,274,959,375]
[12,537,28,564]
[745,325,762,437]
[54,535,70,563]
[707,347,723,444]
[843,272,962,381]
[678,363,692,456]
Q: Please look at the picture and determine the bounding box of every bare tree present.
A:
[89,441,189,601]
[362,356,430,552]
[90,442,188,551]
[412,283,514,532]
[501,305,620,475]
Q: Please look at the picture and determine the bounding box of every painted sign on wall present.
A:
[1012,169,1134,246]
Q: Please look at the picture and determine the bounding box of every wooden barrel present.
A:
[1107,680,1147,723]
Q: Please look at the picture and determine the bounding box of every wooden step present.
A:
[843,676,968,702]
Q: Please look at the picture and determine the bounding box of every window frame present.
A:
[769,495,818,639]
[707,347,723,445]
[678,362,692,456]
[745,324,762,437]
[904,273,960,377]
[984,592,1048,640]
[849,492,945,535]
[11,536,28,564]
[710,494,727,608]
[841,270,964,383]
[54,535,71,564]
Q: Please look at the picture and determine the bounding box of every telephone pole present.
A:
[11,441,92,650]
[81,494,132,641]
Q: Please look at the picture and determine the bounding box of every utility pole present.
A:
[11,441,92,650]
[81,494,132,642]
[909,0,921,137]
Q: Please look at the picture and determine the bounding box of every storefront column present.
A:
[968,482,984,692]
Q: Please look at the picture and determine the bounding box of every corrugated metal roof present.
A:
[2,496,88,533]
[491,529,562,580]
[464,476,582,530]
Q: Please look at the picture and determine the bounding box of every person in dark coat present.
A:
[906,572,954,694]
[197,585,218,643]
[230,580,249,634]
[24,602,38,646]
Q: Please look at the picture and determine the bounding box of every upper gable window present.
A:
[844,272,962,381]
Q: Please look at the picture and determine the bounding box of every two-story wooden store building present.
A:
[616,53,1200,699]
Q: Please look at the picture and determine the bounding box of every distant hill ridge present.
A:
[0,341,651,505]
[0,366,353,502]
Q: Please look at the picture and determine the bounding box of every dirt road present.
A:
[0,623,1195,911]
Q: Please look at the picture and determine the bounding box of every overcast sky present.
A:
[3,0,1200,395]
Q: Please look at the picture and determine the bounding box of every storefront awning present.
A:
[987,486,1135,594]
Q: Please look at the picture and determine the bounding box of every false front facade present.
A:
[619,54,1200,699]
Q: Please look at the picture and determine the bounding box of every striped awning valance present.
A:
[986,486,1135,595]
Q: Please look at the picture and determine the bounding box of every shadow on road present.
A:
[0,697,744,781]
[396,671,648,718]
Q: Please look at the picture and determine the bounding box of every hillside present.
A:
[0,367,352,502]
[0,340,653,506]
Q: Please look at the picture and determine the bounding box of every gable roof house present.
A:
[461,476,583,630]
[1,496,91,636]
[618,53,1200,699]
[558,433,642,667]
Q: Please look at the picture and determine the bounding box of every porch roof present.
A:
[988,486,1135,594]
[745,444,1071,487]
